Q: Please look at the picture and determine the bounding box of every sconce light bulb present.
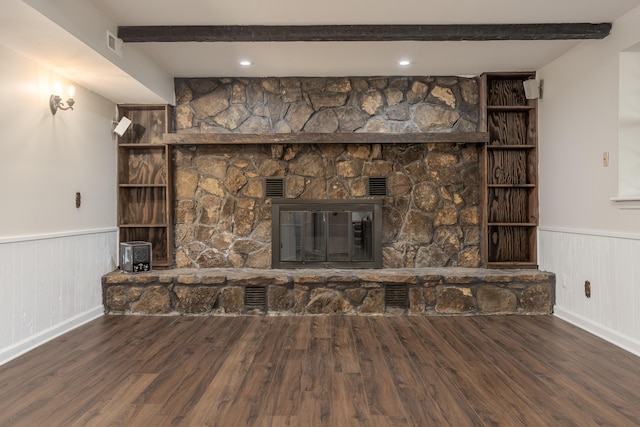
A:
[67,85,76,98]
[53,82,62,97]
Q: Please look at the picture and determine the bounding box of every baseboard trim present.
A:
[554,307,640,357]
[0,306,104,366]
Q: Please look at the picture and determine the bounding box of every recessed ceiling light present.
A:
[399,60,411,66]
[240,60,252,66]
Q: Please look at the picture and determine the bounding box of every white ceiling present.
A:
[91,0,637,26]
[1,0,640,104]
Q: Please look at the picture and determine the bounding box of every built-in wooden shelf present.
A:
[482,72,539,268]
[488,184,536,188]
[488,261,538,269]
[163,132,490,145]
[117,143,167,148]
[119,224,170,228]
[117,105,173,268]
[487,145,536,149]
[488,222,537,227]
[487,105,535,112]
[118,184,167,188]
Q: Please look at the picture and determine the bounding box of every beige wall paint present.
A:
[537,5,640,232]
[0,44,117,238]
[618,49,640,198]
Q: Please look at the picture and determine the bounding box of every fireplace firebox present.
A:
[271,199,382,268]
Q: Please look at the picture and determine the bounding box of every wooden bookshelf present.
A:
[481,73,539,268]
[117,105,173,267]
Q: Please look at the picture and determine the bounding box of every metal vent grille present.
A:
[385,284,408,308]
[265,178,285,197]
[368,177,388,196]
[245,286,267,308]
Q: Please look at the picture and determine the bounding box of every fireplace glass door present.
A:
[273,200,381,268]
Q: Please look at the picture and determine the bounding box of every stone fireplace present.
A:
[103,75,556,316]
[173,76,482,269]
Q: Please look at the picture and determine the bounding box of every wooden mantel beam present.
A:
[163,132,490,146]
[118,23,612,43]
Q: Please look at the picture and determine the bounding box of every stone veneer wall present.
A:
[173,76,482,269]
[103,268,555,316]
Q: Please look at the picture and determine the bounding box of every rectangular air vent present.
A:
[368,177,388,196]
[245,286,267,308]
[265,178,285,197]
[385,284,408,308]
[106,31,123,57]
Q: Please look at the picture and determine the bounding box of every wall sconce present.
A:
[113,116,132,136]
[523,79,543,100]
[50,84,76,115]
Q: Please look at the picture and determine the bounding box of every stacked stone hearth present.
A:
[103,268,554,316]
[103,75,556,316]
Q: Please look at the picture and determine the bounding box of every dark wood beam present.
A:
[119,23,612,43]
[163,132,490,145]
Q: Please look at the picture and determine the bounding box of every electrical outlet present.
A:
[562,273,567,289]
[584,280,591,298]
[603,152,609,167]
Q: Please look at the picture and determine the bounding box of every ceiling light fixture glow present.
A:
[240,60,252,66]
[399,60,411,66]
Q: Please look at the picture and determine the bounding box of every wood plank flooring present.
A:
[0,315,639,426]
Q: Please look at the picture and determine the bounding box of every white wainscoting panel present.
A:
[539,227,640,356]
[0,229,118,365]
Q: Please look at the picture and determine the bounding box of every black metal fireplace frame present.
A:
[271,199,383,269]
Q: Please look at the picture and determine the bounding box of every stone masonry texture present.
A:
[104,76,557,318]
[173,76,481,269]
[103,268,555,316]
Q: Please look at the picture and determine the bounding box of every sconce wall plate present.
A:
[50,85,76,115]
[50,95,76,115]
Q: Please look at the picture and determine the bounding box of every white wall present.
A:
[538,5,640,355]
[22,0,175,105]
[0,44,118,364]
[618,49,640,198]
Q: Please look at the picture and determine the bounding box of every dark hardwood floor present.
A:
[0,315,639,426]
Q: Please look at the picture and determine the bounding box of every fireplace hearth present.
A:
[102,267,555,316]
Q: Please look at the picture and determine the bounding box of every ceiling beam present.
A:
[118,23,612,43]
